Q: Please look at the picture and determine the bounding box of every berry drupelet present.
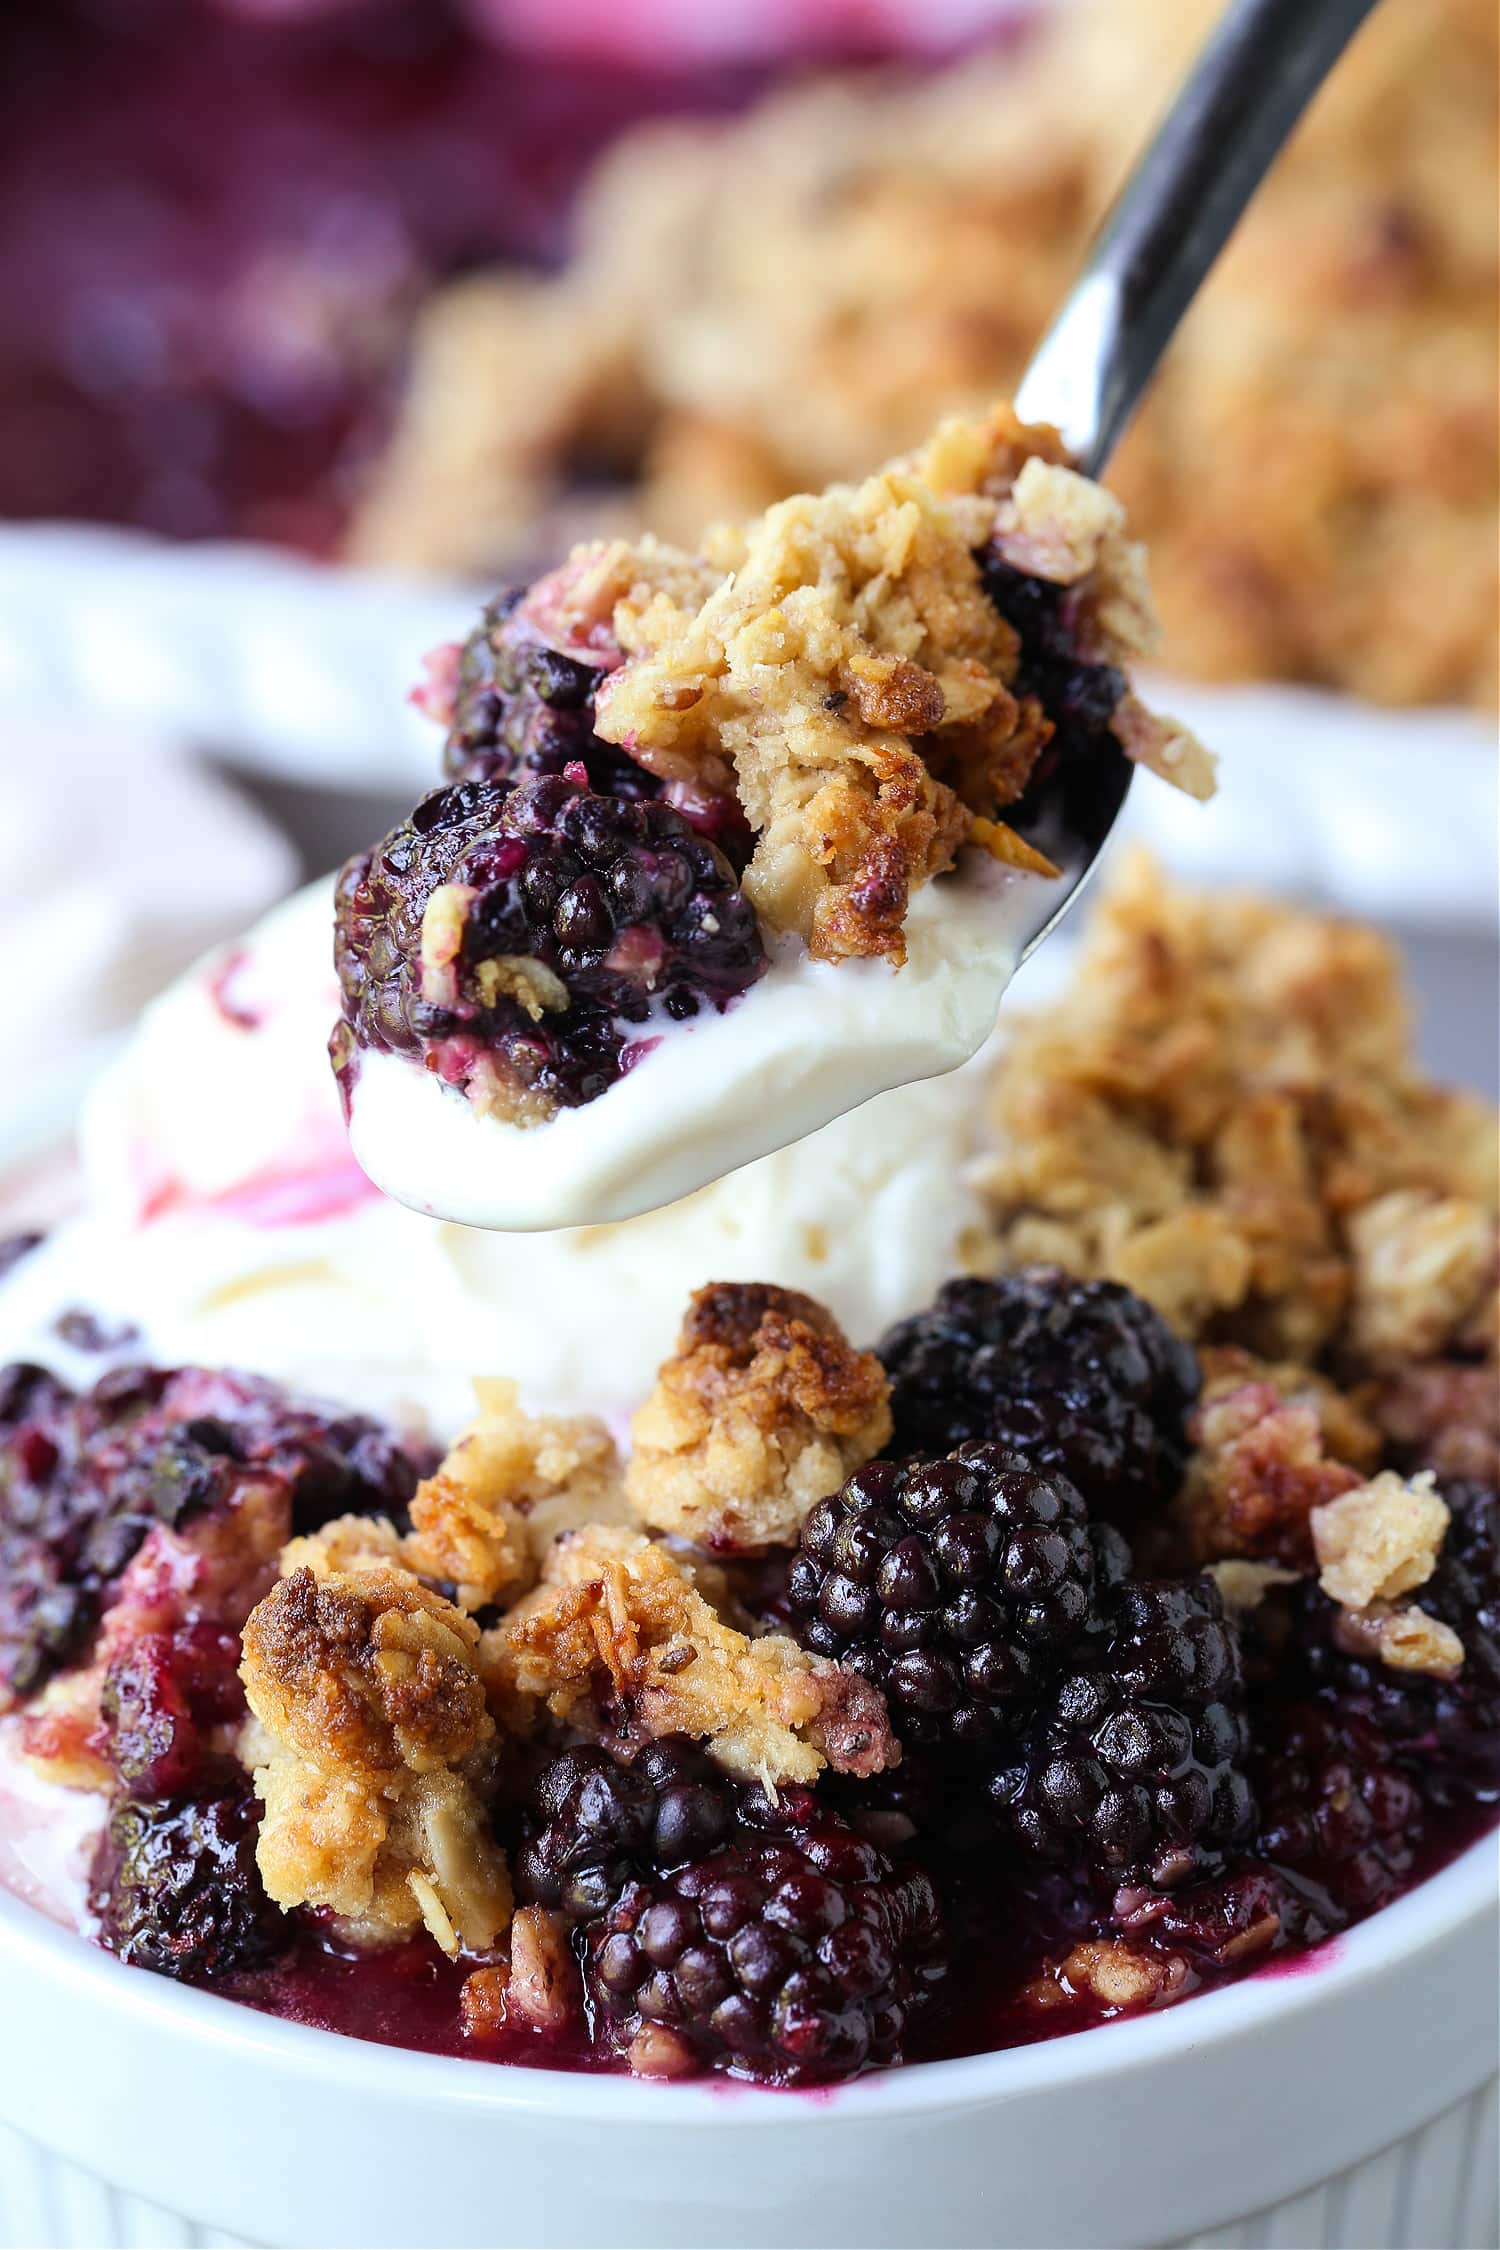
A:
[1287,1479,1500,1804]
[878,1270,1200,1524]
[789,1443,1124,1750]
[92,1785,286,1983]
[587,1786,947,2084]
[331,770,766,1123]
[514,1739,738,1922]
[1251,1701,1424,1922]
[989,1578,1256,1890]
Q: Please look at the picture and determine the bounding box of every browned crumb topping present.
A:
[239,1565,511,1953]
[1023,1937,1193,2014]
[461,1905,583,2039]
[281,1381,625,1613]
[626,1282,892,1550]
[480,1523,897,1787]
[1310,1471,1449,1610]
[975,849,1499,1369]
[1177,1350,1376,1568]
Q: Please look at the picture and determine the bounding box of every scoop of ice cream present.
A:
[0,879,995,1431]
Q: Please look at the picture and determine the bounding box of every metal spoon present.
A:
[1010,0,1382,957]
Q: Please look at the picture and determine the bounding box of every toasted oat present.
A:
[481,1524,897,1787]
[626,1282,891,1549]
[976,852,1500,1375]
[240,1565,511,1952]
[1311,1471,1449,1610]
[1206,1559,1304,1613]
[1331,1598,1466,1679]
[1025,1937,1189,2013]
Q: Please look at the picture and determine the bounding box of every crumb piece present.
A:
[459,1963,512,2042]
[506,1903,583,2031]
[628,2025,701,2077]
[404,1379,624,1609]
[482,1524,897,1786]
[17,1671,112,1793]
[240,1565,511,1952]
[1026,1937,1188,2013]
[1332,1598,1466,1679]
[1311,1470,1449,1609]
[1179,1355,1373,1567]
[626,1283,891,1549]
[1347,1190,1497,1364]
[1206,1559,1304,1613]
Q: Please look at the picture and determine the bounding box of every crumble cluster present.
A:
[975,851,1498,1452]
[350,0,1497,711]
[625,1282,892,1548]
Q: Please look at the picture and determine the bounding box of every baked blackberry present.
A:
[789,1444,1121,1750]
[878,1270,1200,1523]
[441,590,652,802]
[979,559,1128,829]
[0,1360,430,1710]
[1251,1702,1423,1921]
[587,1787,947,2084]
[99,1624,247,1796]
[515,1739,737,1922]
[93,1785,286,1982]
[331,770,766,1122]
[1286,1479,1499,1803]
[988,1578,1255,1889]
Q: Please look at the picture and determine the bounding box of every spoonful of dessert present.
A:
[330,0,1380,1233]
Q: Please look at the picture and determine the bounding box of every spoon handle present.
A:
[1016,0,1382,476]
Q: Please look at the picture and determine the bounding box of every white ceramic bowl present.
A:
[0,1830,1494,2250]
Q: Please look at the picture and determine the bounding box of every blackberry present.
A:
[587,1787,947,2083]
[979,558,1128,833]
[1251,1702,1423,1921]
[99,1624,247,1795]
[1286,1479,1499,1803]
[515,1739,737,1921]
[0,1361,430,1710]
[988,1578,1255,1888]
[878,1270,1200,1523]
[441,590,652,802]
[93,1785,286,1982]
[331,770,766,1121]
[789,1444,1121,1750]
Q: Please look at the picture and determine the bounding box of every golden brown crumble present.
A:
[481,1524,897,1788]
[351,0,1496,710]
[975,851,1499,1371]
[1024,1937,1194,2014]
[626,1282,892,1550]
[588,406,1201,963]
[283,1381,625,1612]
[460,1906,583,2041]
[240,1564,511,1953]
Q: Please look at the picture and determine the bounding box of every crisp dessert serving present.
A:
[332,405,1209,1228]
[2,858,1495,2088]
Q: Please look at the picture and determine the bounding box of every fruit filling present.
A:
[3,869,1495,2088]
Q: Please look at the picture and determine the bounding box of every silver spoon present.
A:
[1009,0,1382,960]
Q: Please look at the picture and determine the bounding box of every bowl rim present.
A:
[3,1826,1494,2129]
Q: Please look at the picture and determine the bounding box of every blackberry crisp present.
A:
[979,558,1129,833]
[789,1444,1124,1749]
[331,770,766,1123]
[879,1270,1200,1522]
[92,1784,286,1983]
[989,1578,1255,1889]
[514,1738,737,1922]
[587,1786,947,2084]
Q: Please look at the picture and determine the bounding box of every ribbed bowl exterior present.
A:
[3,2081,1496,2250]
